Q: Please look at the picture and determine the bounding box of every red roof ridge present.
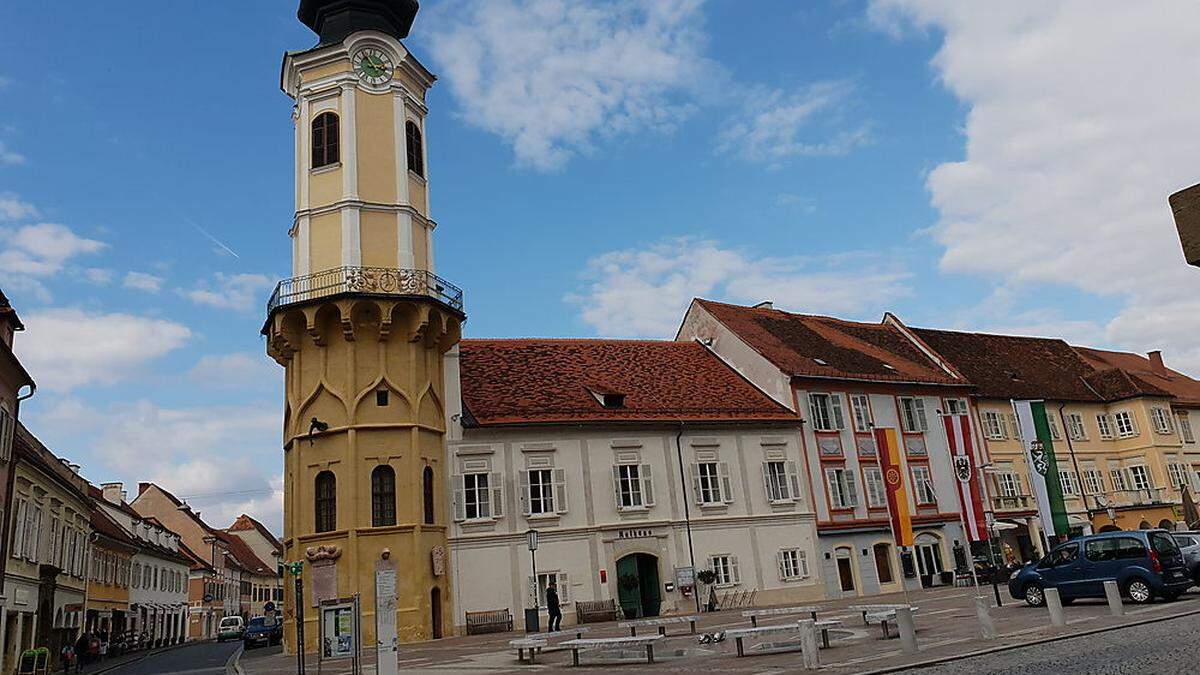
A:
[695,298,885,328]
[462,337,703,346]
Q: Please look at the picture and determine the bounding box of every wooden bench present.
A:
[742,605,822,627]
[575,599,620,624]
[863,607,920,639]
[508,627,591,663]
[618,615,698,636]
[560,635,663,666]
[725,620,843,656]
[465,608,513,635]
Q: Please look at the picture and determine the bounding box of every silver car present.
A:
[1171,531,1200,584]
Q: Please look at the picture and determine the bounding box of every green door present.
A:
[636,555,661,617]
[616,554,661,619]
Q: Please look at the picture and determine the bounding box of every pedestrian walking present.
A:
[60,644,76,674]
[546,580,562,632]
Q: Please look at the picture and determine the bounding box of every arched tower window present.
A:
[312,112,340,169]
[423,466,435,525]
[405,120,424,177]
[315,471,337,533]
[371,465,397,527]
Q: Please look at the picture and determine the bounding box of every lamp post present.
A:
[525,529,539,633]
[979,463,1003,607]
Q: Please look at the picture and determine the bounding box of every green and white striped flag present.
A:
[1012,400,1070,538]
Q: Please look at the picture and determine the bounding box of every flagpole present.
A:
[936,410,983,597]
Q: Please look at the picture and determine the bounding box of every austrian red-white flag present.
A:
[943,413,989,542]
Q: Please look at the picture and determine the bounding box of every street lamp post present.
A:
[525,529,539,633]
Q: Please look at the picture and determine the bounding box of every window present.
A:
[709,554,740,586]
[898,397,928,433]
[863,467,887,508]
[825,468,859,509]
[10,498,25,561]
[1046,413,1062,441]
[534,571,570,606]
[375,390,389,407]
[1082,469,1104,494]
[777,549,808,581]
[1114,411,1138,438]
[1084,538,1118,562]
[371,465,396,527]
[849,394,873,432]
[1096,414,1115,440]
[1058,470,1078,496]
[1128,465,1151,491]
[314,471,336,533]
[911,466,936,505]
[997,471,1021,497]
[423,466,435,525]
[1110,467,1128,491]
[944,398,968,415]
[1180,415,1195,444]
[405,120,424,177]
[762,461,799,502]
[983,411,1007,440]
[311,112,339,168]
[808,393,845,432]
[614,464,655,509]
[1168,463,1188,489]
[695,462,731,505]
[26,505,41,562]
[0,406,13,460]
[460,472,494,520]
[1066,413,1088,441]
[1151,408,1174,435]
[521,468,567,516]
[873,543,894,584]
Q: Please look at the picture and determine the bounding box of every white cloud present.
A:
[84,268,114,285]
[189,352,280,389]
[15,309,191,391]
[0,192,37,221]
[426,0,711,171]
[569,237,911,337]
[0,222,105,277]
[775,193,818,213]
[182,272,273,312]
[717,81,872,165]
[123,271,164,293]
[0,142,23,166]
[870,0,1200,376]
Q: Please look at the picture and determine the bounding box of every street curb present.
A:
[853,605,1200,674]
[224,644,244,675]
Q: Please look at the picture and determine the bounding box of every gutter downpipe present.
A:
[675,423,702,615]
[1058,403,1091,533]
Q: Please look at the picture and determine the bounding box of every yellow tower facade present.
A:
[265,0,463,652]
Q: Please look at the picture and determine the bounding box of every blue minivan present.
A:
[1008,529,1191,606]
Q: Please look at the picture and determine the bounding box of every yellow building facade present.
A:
[266,1,463,652]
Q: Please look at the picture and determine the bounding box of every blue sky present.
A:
[2,1,1197,532]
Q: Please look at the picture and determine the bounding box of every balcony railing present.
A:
[992,494,1032,511]
[266,266,464,314]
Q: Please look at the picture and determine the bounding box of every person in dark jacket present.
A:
[545,581,562,632]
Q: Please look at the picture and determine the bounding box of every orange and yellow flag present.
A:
[874,427,913,547]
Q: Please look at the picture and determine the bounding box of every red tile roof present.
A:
[1074,347,1200,406]
[228,514,283,554]
[459,339,799,427]
[90,506,137,548]
[216,530,276,576]
[693,299,961,385]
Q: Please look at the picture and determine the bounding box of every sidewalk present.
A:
[237,587,1200,674]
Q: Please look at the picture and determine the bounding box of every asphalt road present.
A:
[902,611,1200,675]
[100,639,241,675]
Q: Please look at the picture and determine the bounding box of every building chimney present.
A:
[101,482,124,504]
[1148,350,1166,372]
[753,301,774,310]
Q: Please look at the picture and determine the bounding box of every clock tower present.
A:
[265,0,463,652]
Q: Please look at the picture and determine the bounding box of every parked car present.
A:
[217,616,245,642]
[1008,529,1191,606]
[1171,531,1200,584]
[242,616,282,649]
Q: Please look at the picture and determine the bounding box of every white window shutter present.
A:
[786,461,800,502]
[731,556,741,584]
[11,500,24,560]
[831,394,846,430]
[719,462,733,503]
[490,472,504,518]
[451,474,465,521]
[825,470,840,507]
[559,572,570,603]
[641,465,655,506]
[914,398,928,431]
[761,463,772,501]
[776,550,786,580]
[845,472,859,506]
[799,550,809,577]
[690,464,703,505]
[612,466,623,509]
[807,394,819,427]
[519,470,531,516]
[553,468,568,514]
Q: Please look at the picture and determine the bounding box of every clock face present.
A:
[352,48,394,86]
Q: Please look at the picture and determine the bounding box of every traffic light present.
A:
[286,561,304,576]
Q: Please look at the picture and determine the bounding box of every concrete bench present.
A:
[618,615,698,636]
[848,603,911,626]
[742,605,822,626]
[508,627,591,663]
[561,635,664,666]
[725,620,842,656]
[863,607,919,639]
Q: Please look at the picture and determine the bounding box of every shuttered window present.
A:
[311,112,339,168]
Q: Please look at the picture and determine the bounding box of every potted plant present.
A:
[696,569,718,612]
[618,574,642,619]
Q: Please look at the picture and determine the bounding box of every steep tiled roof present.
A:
[911,328,1104,402]
[1074,347,1200,406]
[216,530,276,576]
[459,339,800,427]
[90,507,137,548]
[228,514,283,554]
[694,300,960,385]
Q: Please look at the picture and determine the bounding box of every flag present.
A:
[942,413,989,542]
[875,427,913,547]
[1012,400,1070,538]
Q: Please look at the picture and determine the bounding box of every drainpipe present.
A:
[675,424,701,615]
[1057,403,1090,532]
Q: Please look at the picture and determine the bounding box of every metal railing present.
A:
[266,266,464,314]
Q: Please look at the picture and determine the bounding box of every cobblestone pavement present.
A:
[237,586,1200,674]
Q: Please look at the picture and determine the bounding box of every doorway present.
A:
[915,535,945,586]
[615,553,661,619]
[430,587,442,639]
[835,548,856,592]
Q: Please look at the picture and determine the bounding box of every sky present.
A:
[1,1,1198,534]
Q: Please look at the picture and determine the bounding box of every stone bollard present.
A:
[895,607,918,655]
[1103,580,1125,616]
[1044,587,1067,627]
[797,619,820,670]
[975,595,997,639]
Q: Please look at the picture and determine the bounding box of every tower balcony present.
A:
[266,266,464,315]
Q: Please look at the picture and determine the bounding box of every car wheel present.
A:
[1125,578,1154,604]
[1024,583,1045,607]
